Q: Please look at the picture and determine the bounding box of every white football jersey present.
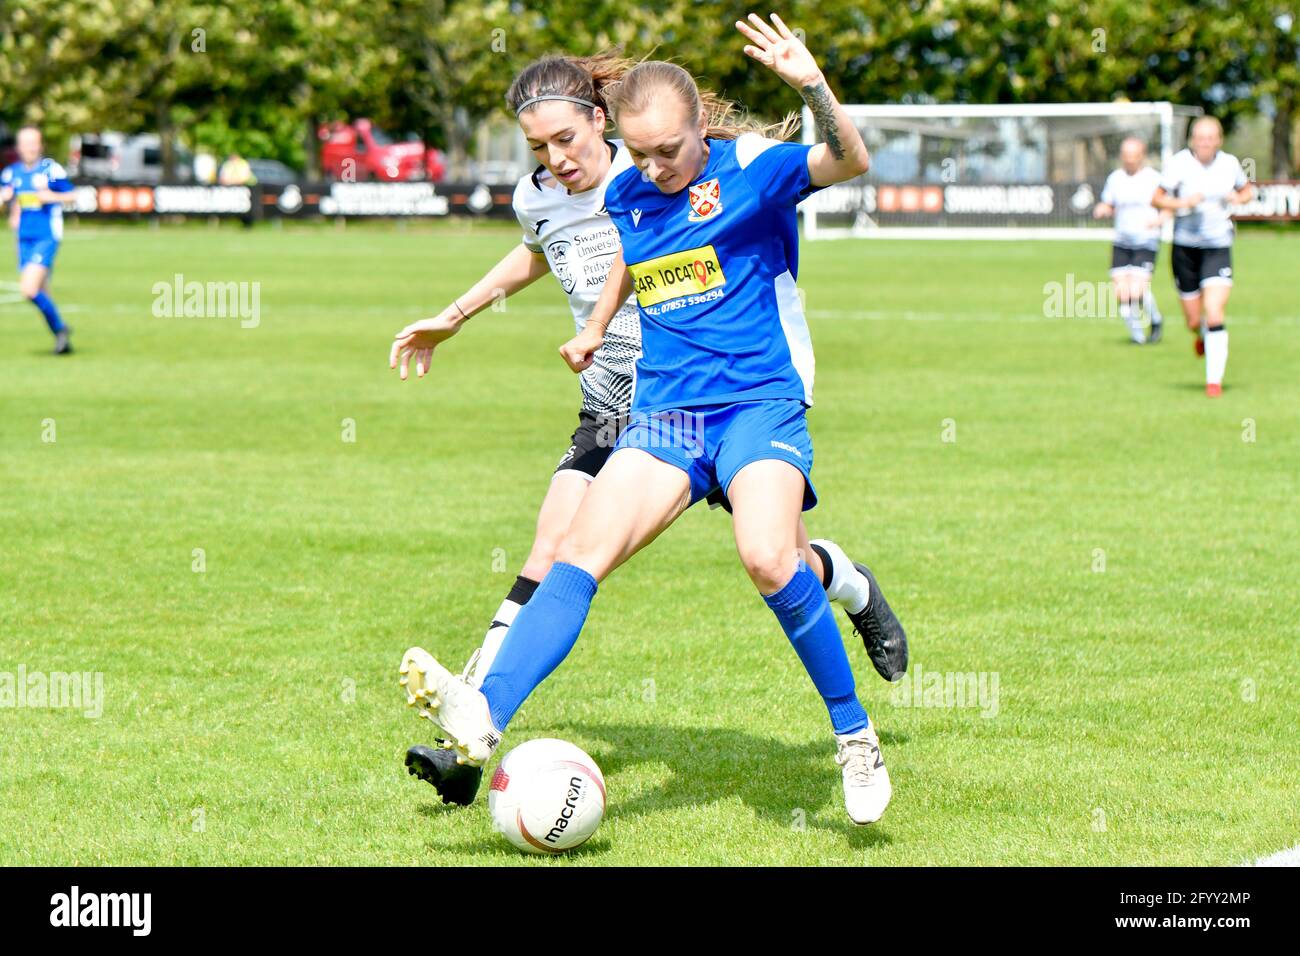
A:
[513,140,641,417]
[1101,166,1161,250]
[1159,149,1248,249]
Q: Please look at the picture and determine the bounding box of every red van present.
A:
[319,119,446,182]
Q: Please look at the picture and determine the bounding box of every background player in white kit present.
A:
[1093,137,1169,345]
[1152,116,1254,397]
[389,52,906,806]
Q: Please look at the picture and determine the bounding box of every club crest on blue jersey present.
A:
[687,178,723,221]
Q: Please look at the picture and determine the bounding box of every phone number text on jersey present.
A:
[641,287,727,316]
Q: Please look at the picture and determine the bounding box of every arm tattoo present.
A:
[801,81,845,160]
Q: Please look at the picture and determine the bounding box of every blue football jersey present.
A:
[1,158,73,241]
[604,134,819,412]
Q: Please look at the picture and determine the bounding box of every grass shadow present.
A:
[1171,381,1240,393]
[549,720,897,850]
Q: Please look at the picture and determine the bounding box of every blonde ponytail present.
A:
[605,60,799,142]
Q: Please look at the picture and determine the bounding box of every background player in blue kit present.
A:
[400,13,903,825]
[1,126,76,354]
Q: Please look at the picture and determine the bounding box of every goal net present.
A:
[800,102,1202,240]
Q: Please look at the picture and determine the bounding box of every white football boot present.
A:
[459,646,483,686]
[399,647,501,766]
[835,723,892,824]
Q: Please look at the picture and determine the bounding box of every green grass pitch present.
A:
[1,222,1296,865]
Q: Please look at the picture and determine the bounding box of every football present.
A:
[488,739,606,854]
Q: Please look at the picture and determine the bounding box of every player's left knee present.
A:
[553,534,613,580]
[738,542,797,593]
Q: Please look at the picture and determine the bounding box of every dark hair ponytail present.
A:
[506,50,637,120]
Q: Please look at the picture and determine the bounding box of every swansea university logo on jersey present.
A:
[687,178,723,221]
[547,239,576,294]
[629,244,726,309]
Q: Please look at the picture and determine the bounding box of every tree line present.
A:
[2,0,1295,177]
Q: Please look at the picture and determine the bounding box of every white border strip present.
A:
[1246,844,1300,867]
[829,102,1202,119]
[801,226,1115,241]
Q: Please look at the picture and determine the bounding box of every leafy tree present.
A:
[1,0,1293,178]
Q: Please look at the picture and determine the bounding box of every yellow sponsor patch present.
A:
[629,244,726,308]
[18,193,43,210]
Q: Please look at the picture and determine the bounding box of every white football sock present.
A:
[1205,327,1228,386]
[1144,288,1162,324]
[466,597,523,688]
[810,538,871,614]
[1119,301,1145,343]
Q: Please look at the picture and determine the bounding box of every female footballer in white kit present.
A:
[1093,136,1168,345]
[390,51,906,808]
[1152,116,1254,396]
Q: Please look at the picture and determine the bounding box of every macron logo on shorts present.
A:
[771,440,802,459]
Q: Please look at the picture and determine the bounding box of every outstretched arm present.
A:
[735,12,870,187]
[390,243,549,380]
[449,241,550,318]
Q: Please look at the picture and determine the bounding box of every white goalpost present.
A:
[800,102,1203,240]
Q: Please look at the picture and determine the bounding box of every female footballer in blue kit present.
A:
[401,14,898,823]
[1,127,77,354]
[391,52,903,809]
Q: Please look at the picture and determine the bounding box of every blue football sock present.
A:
[764,564,869,735]
[478,562,597,731]
[30,291,65,334]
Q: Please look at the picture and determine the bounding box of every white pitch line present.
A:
[0,280,25,306]
[804,308,1300,327]
[2,297,1299,327]
[1246,843,1300,867]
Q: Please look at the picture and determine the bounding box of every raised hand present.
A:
[735,12,823,90]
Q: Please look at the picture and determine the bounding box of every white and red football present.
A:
[487,739,606,854]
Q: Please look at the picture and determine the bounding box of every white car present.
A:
[69,132,194,183]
